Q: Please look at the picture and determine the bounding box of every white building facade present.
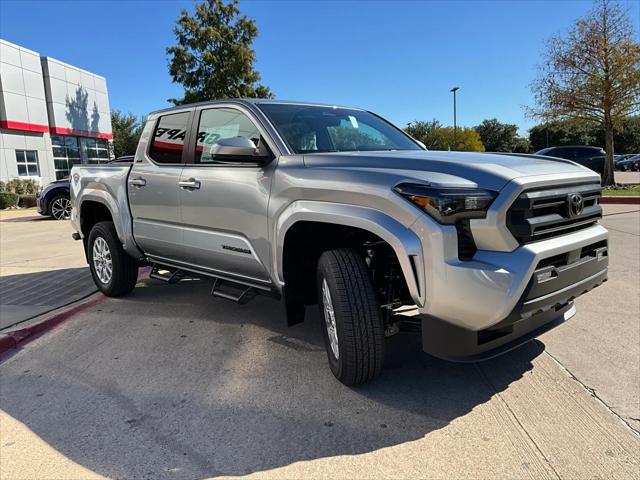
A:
[0,39,113,185]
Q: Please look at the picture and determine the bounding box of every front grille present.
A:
[507,183,602,244]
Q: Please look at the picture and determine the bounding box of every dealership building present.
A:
[0,39,113,185]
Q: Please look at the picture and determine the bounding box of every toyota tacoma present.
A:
[69,100,609,385]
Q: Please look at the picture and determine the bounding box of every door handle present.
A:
[178,178,201,190]
[129,177,146,187]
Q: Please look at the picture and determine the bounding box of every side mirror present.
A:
[210,137,260,157]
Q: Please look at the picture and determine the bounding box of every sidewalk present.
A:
[615,171,640,185]
[0,209,96,330]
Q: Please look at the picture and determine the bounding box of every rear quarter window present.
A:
[149,112,190,164]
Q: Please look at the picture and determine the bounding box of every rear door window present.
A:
[149,112,190,164]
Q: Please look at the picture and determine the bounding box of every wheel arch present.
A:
[274,201,425,308]
[44,187,70,215]
[77,190,142,260]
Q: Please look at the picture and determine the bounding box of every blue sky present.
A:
[1,0,638,134]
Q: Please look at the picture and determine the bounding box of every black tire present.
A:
[88,221,138,297]
[316,248,385,385]
[48,194,71,220]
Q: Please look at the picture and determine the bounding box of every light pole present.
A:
[450,86,459,150]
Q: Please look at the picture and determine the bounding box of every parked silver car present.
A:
[69,100,609,384]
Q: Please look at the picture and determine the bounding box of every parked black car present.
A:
[617,154,640,171]
[535,146,606,175]
[36,177,71,220]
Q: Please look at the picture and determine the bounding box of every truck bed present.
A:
[69,163,140,259]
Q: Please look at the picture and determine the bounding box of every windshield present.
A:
[258,103,422,154]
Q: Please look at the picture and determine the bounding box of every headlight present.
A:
[394,183,497,224]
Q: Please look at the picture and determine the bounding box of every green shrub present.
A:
[0,181,5,192]
[18,194,37,208]
[0,192,19,209]
[5,178,39,195]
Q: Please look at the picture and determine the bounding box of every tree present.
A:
[167,0,272,105]
[405,122,484,152]
[530,0,640,185]
[528,119,599,151]
[405,119,442,148]
[432,127,485,152]
[473,118,521,152]
[512,137,532,153]
[111,110,144,158]
[528,116,640,153]
[613,116,640,153]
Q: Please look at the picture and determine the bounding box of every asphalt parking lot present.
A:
[0,206,639,479]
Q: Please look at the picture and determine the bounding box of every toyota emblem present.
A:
[566,193,584,218]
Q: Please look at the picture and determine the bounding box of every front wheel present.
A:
[317,248,385,385]
[88,221,138,297]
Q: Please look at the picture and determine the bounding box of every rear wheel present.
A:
[88,221,138,297]
[49,195,71,220]
[317,248,385,385]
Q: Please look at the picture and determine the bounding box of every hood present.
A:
[303,150,593,191]
[42,177,69,190]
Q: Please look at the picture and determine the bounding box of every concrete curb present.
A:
[0,294,104,355]
[600,196,640,205]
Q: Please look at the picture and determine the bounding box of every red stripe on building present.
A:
[50,127,113,140]
[0,120,50,133]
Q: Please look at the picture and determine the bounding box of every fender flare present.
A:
[273,201,425,307]
[78,190,142,259]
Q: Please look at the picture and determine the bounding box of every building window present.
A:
[51,135,112,179]
[52,135,81,180]
[82,138,110,164]
[15,150,39,177]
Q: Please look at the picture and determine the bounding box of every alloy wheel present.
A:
[51,197,71,220]
[92,237,113,284]
[322,278,339,359]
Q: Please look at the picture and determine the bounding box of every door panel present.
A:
[179,107,274,283]
[179,166,273,281]
[128,111,190,262]
[129,162,185,260]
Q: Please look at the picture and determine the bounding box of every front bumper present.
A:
[36,192,46,215]
[411,214,608,331]
[421,303,577,362]
[419,230,608,361]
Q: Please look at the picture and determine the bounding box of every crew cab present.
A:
[69,100,609,385]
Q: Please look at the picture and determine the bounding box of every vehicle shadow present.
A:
[0,277,545,479]
[0,214,52,223]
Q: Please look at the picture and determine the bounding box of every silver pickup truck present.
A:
[70,99,609,385]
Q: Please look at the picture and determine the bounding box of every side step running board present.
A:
[211,277,258,305]
[148,261,278,305]
[149,265,194,284]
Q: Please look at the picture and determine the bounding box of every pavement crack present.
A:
[603,209,640,217]
[543,350,640,436]
[601,225,640,237]
[476,363,561,480]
